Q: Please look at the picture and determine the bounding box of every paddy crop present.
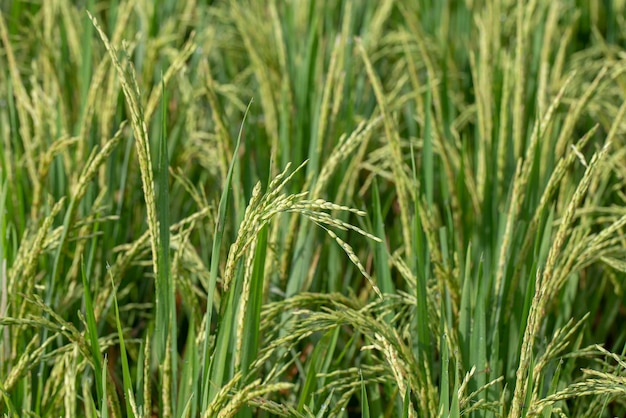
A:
[1,1,625,416]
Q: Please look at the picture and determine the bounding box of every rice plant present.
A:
[1,0,625,417]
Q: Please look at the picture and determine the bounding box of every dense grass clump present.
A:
[1,1,626,417]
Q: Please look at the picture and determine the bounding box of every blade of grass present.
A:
[177,316,198,418]
[371,178,394,297]
[240,223,268,379]
[155,74,177,417]
[409,130,431,366]
[0,387,19,417]
[314,388,334,418]
[423,85,434,209]
[360,370,370,418]
[439,297,450,418]
[413,202,431,364]
[297,328,335,413]
[101,355,108,418]
[0,178,7,366]
[81,259,104,406]
[450,364,460,418]
[469,259,487,418]
[402,386,411,418]
[109,268,135,417]
[201,99,252,410]
[207,264,242,407]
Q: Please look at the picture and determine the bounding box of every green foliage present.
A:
[1,0,626,417]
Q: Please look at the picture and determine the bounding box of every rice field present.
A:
[1,1,626,417]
